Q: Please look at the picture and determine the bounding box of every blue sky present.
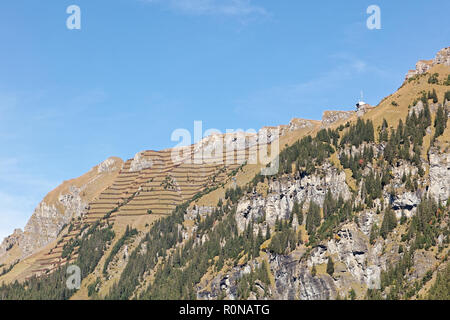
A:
[0,0,449,240]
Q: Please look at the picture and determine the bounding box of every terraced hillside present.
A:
[0,121,320,282]
[0,47,449,300]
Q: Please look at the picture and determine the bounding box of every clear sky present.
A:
[0,0,449,241]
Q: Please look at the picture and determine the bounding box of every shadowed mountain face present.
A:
[0,47,449,300]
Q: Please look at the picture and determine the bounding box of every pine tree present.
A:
[292,200,303,225]
[265,224,271,240]
[434,105,447,138]
[369,223,378,244]
[380,209,397,239]
[306,201,321,234]
[326,257,335,276]
[431,89,438,103]
[444,90,450,103]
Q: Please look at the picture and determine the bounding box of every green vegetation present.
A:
[340,118,375,148]
[278,132,337,176]
[305,201,321,235]
[292,200,303,225]
[88,277,101,297]
[445,90,450,102]
[434,105,448,138]
[444,75,450,86]
[268,219,301,255]
[0,222,115,299]
[427,263,450,300]
[367,197,448,300]
[380,209,397,240]
[225,186,243,204]
[428,73,439,84]
[62,238,80,259]
[236,261,271,299]
[383,101,431,166]
[427,89,438,103]
[2,90,449,301]
[326,257,334,276]
[0,260,19,277]
[103,225,138,275]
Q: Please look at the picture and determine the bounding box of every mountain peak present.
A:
[405,47,450,80]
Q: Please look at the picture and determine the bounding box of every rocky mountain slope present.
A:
[0,157,123,264]
[0,47,449,300]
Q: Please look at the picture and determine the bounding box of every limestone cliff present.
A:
[0,157,123,263]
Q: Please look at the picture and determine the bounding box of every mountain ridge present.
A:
[1,47,449,300]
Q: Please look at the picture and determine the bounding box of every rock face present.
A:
[322,111,354,127]
[356,104,374,117]
[261,119,316,138]
[271,253,337,300]
[409,100,424,116]
[429,148,450,203]
[98,157,119,173]
[20,202,66,257]
[0,157,123,262]
[197,221,386,300]
[19,185,92,257]
[391,191,421,211]
[235,163,351,233]
[433,47,450,67]
[0,229,23,258]
[326,225,382,290]
[405,47,450,80]
[129,152,153,172]
[197,260,264,300]
[288,118,315,132]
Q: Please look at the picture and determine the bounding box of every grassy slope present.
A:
[3,61,449,298]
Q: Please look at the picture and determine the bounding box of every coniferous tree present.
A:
[306,201,321,234]
[326,257,335,276]
[292,200,303,225]
[380,209,397,239]
[434,105,447,138]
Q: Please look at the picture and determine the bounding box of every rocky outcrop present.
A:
[17,184,91,259]
[391,191,421,212]
[288,118,315,132]
[0,157,123,262]
[235,163,351,233]
[326,225,381,289]
[269,223,385,299]
[409,100,424,116]
[322,111,354,127]
[405,47,450,80]
[197,260,262,300]
[429,147,450,203]
[410,250,437,281]
[356,104,374,117]
[0,229,23,258]
[19,202,65,257]
[98,157,120,173]
[58,186,89,219]
[270,253,337,300]
[129,152,153,172]
[433,47,450,67]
